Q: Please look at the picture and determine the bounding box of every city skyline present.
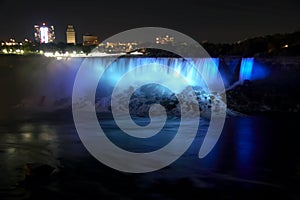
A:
[0,0,299,44]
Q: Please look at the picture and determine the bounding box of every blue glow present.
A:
[227,58,240,74]
[251,61,270,80]
[197,58,219,86]
[239,58,270,82]
[84,57,222,94]
[235,117,255,176]
[239,58,254,82]
[75,57,273,100]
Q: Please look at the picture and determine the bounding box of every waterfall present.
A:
[0,56,228,118]
[239,58,254,82]
[194,58,220,89]
[85,57,221,94]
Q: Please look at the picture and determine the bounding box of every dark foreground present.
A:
[0,114,299,200]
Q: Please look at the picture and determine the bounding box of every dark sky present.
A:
[0,0,299,43]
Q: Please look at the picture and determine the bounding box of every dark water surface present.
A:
[0,114,299,200]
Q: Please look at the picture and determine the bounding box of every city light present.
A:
[0,23,180,57]
[156,34,174,44]
[40,26,49,43]
[34,23,55,44]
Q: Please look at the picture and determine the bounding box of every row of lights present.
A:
[2,49,24,54]
[43,51,87,60]
[1,38,30,46]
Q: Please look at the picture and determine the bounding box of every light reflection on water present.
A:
[0,123,60,187]
[235,117,255,176]
[0,115,299,199]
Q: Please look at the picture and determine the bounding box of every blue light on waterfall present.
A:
[239,58,254,82]
[202,58,219,82]
[194,58,219,89]
[91,58,222,93]
[239,58,270,82]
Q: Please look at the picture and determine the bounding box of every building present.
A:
[66,25,76,44]
[155,34,174,44]
[98,42,138,53]
[34,22,55,44]
[83,34,98,46]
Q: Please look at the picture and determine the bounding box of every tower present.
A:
[66,25,76,45]
[34,22,55,44]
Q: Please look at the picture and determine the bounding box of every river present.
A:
[0,114,299,199]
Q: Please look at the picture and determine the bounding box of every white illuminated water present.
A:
[75,57,222,95]
[239,58,254,82]
[0,56,262,118]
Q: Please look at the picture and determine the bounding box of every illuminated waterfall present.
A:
[239,58,254,82]
[84,57,221,94]
[194,58,220,89]
[1,55,273,119]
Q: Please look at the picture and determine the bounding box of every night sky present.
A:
[0,0,299,43]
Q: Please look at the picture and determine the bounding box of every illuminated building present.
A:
[155,35,174,44]
[98,42,138,53]
[83,34,98,46]
[34,22,55,44]
[66,25,76,44]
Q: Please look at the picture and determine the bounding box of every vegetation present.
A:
[201,31,300,57]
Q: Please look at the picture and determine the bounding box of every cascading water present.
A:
[85,57,220,93]
[239,58,254,82]
[77,57,223,116]
[1,55,271,119]
[194,58,220,89]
